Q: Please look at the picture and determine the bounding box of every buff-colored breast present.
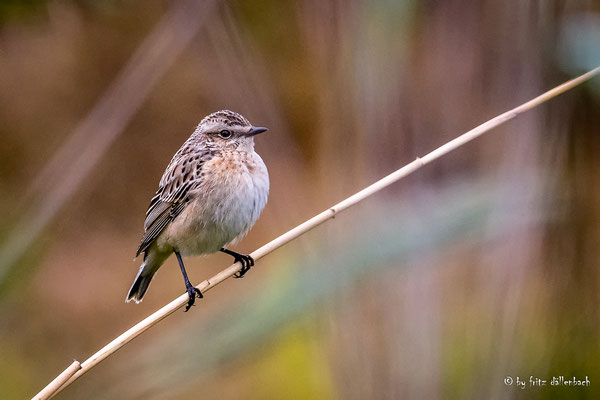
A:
[156,150,269,256]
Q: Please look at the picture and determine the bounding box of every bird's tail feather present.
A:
[126,262,157,303]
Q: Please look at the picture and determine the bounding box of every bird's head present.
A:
[195,110,267,151]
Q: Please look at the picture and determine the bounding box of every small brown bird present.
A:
[126,110,269,311]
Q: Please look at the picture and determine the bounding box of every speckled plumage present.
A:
[126,110,269,304]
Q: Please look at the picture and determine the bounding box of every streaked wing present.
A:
[136,148,212,257]
[135,201,188,257]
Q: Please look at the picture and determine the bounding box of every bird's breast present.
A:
[168,151,269,255]
[202,151,269,229]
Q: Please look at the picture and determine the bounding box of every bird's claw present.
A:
[233,254,254,278]
[184,286,203,312]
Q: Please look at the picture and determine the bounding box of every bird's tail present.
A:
[126,261,157,303]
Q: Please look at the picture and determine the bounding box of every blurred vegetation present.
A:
[1,0,599,399]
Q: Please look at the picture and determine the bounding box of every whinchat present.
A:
[126,110,269,311]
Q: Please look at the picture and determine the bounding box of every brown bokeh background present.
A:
[1,0,599,399]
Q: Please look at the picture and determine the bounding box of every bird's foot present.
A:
[220,248,255,279]
[184,285,203,312]
[233,253,254,278]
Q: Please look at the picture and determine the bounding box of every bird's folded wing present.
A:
[136,200,187,257]
[135,149,211,257]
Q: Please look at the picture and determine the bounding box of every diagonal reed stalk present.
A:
[33,66,600,400]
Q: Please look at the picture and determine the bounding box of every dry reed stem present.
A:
[32,361,80,400]
[35,66,600,400]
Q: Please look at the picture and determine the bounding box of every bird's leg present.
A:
[175,250,202,312]
[220,248,254,278]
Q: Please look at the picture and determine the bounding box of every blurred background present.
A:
[1,0,599,399]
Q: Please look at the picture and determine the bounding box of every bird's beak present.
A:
[247,126,268,136]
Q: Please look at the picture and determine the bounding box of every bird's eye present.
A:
[219,129,232,139]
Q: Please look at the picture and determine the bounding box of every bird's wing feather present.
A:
[136,201,188,257]
[136,148,213,257]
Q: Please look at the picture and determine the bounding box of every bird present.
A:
[126,110,269,311]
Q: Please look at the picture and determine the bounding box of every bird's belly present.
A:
[157,161,269,256]
[157,201,230,256]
